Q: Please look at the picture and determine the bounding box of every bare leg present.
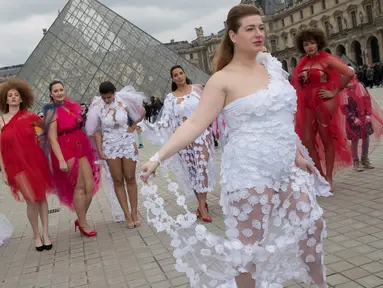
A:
[317,123,335,185]
[73,159,92,232]
[122,158,139,226]
[302,108,324,177]
[195,192,209,219]
[235,273,256,288]
[26,201,42,247]
[192,134,212,220]
[107,158,134,228]
[289,193,326,287]
[233,188,272,287]
[15,174,44,247]
[38,198,51,246]
[79,158,95,215]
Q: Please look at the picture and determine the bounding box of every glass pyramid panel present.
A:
[17,0,210,111]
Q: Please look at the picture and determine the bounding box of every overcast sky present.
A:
[0,0,238,67]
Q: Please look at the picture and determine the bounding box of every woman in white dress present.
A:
[86,81,146,228]
[140,4,330,288]
[0,213,12,247]
[140,65,217,222]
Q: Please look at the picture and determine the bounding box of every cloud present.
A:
[0,0,236,66]
[0,13,57,66]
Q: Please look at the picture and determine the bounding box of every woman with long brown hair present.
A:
[44,80,101,237]
[0,79,54,251]
[292,28,355,191]
[140,4,329,288]
[139,65,217,222]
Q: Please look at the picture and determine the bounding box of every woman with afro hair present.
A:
[292,27,355,191]
[0,78,54,251]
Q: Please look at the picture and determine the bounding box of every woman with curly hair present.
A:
[0,78,54,251]
[43,80,101,237]
[292,27,355,191]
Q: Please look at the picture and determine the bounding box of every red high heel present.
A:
[196,208,212,223]
[75,220,97,237]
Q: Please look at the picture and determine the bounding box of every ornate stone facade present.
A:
[164,26,224,74]
[263,0,383,73]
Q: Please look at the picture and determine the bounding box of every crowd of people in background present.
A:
[356,63,383,89]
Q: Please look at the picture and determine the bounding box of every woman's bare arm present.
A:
[94,131,103,156]
[156,72,226,162]
[47,112,65,162]
[328,56,355,94]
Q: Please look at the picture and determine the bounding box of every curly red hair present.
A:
[0,78,34,113]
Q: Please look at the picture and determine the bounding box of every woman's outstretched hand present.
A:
[140,160,160,183]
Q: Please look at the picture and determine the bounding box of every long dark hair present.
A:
[170,65,192,92]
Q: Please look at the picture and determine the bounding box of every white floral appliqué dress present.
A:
[141,53,331,288]
[140,85,217,197]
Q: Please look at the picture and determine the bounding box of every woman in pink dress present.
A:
[43,80,101,237]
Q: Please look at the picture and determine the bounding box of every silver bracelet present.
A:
[149,152,162,165]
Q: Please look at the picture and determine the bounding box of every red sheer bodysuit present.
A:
[293,51,353,179]
[1,110,53,202]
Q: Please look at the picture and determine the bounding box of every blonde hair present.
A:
[213,4,263,72]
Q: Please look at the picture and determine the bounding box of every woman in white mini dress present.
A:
[86,81,145,228]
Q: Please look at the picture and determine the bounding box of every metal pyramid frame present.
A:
[17,0,210,110]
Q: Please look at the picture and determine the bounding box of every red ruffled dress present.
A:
[1,110,53,202]
[292,51,353,174]
[45,100,101,209]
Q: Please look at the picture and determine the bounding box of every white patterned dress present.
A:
[0,214,12,247]
[86,86,146,222]
[141,53,331,288]
[140,85,217,197]
[98,95,138,161]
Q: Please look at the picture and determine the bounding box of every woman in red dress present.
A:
[43,80,101,237]
[0,79,54,251]
[292,28,355,191]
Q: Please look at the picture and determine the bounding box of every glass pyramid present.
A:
[17,0,210,111]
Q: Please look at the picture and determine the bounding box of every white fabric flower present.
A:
[252,220,262,229]
[176,195,186,206]
[215,244,224,254]
[248,195,260,205]
[242,229,253,237]
[171,238,181,248]
[307,238,317,248]
[195,224,207,235]
[200,249,211,257]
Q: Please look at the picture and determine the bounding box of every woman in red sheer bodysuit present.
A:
[0,79,54,251]
[292,28,355,191]
[44,80,101,237]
